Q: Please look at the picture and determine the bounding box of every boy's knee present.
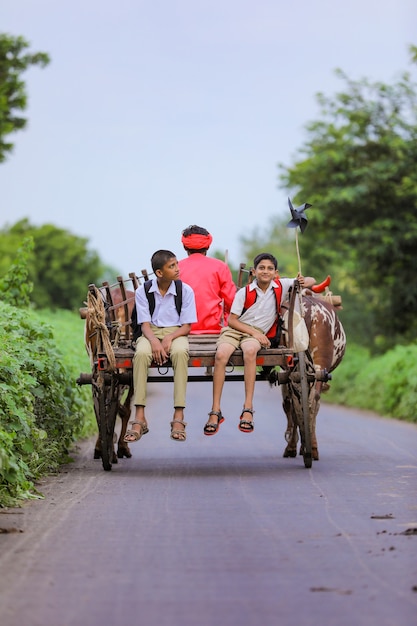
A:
[215,345,234,364]
[242,344,259,360]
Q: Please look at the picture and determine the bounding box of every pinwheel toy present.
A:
[287,197,312,275]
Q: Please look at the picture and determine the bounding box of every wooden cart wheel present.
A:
[97,372,119,471]
[297,350,312,468]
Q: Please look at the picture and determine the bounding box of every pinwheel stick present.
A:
[295,228,302,276]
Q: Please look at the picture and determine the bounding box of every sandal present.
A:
[238,408,254,433]
[124,420,149,443]
[170,420,187,442]
[204,410,225,436]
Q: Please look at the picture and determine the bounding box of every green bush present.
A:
[38,308,96,438]
[324,343,417,423]
[0,303,93,506]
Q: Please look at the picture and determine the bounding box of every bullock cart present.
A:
[77,270,335,472]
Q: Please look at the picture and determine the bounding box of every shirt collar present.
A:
[250,279,279,292]
[149,278,178,296]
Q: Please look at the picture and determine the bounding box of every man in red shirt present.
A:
[178,225,236,335]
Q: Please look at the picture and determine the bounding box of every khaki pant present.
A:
[133,326,189,408]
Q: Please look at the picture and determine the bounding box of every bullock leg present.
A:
[92,384,103,460]
[93,436,101,459]
[297,351,313,468]
[95,375,120,471]
[92,373,118,467]
[310,381,322,461]
[299,383,321,461]
[281,384,299,458]
[117,386,134,459]
[92,373,120,470]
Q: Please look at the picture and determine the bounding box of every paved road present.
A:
[1,379,416,626]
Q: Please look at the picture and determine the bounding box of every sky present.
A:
[1,0,415,279]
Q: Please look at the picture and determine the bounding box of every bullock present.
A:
[83,282,135,462]
[270,290,346,461]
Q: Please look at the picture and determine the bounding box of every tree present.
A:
[278,45,417,351]
[0,33,50,162]
[0,219,104,310]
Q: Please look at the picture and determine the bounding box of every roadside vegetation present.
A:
[0,35,416,506]
[0,242,94,507]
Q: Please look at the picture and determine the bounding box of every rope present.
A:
[87,286,116,372]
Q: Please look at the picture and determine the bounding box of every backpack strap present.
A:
[173,279,183,315]
[144,280,155,315]
[273,283,282,315]
[242,284,257,314]
[266,283,283,342]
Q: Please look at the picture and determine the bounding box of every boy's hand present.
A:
[252,330,271,348]
[150,338,169,365]
[297,273,316,289]
[297,273,305,287]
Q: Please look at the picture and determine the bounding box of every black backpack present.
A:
[131,279,183,342]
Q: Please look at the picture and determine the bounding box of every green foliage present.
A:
[0,33,50,162]
[0,236,33,306]
[0,303,92,507]
[278,45,417,351]
[0,219,104,310]
[40,308,95,439]
[325,343,417,423]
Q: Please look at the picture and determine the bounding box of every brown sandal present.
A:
[170,420,187,442]
[124,421,149,443]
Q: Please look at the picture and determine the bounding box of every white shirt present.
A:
[231,278,294,333]
[136,279,197,327]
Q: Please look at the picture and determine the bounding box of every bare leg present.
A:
[241,339,260,410]
[208,342,235,426]
[238,339,261,431]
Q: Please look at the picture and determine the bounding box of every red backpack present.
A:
[242,283,283,345]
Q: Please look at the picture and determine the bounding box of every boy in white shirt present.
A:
[205,253,315,435]
[125,249,197,443]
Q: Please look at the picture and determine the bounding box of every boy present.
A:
[205,253,315,435]
[124,250,197,443]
